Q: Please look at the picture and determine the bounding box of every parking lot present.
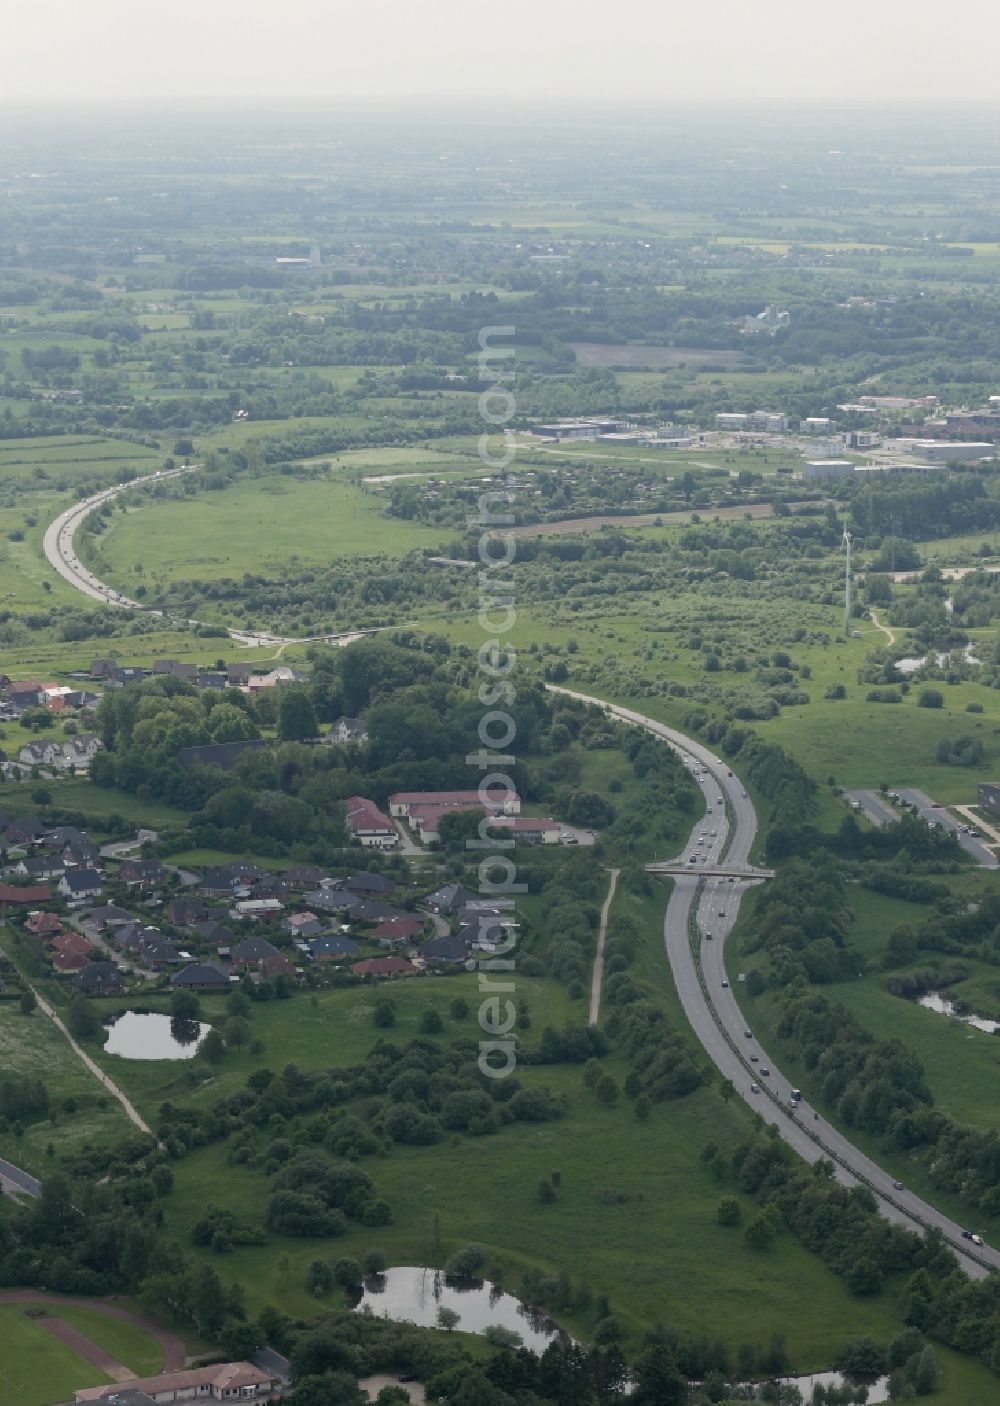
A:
[844,788,997,868]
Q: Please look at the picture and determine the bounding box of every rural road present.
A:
[588,868,620,1026]
[547,685,997,1280]
[41,465,369,651]
[0,1155,41,1199]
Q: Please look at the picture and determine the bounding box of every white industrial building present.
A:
[897,439,994,463]
[844,429,882,450]
[801,460,855,481]
[800,417,834,434]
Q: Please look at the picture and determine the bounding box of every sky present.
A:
[6,0,1000,105]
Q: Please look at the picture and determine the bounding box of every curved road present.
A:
[42,465,368,650]
[548,685,997,1281]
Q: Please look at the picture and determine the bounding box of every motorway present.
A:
[41,464,368,651]
[547,685,999,1280]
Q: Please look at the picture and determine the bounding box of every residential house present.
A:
[14,855,65,881]
[63,734,104,767]
[24,910,62,938]
[0,884,52,905]
[138,934,183,969]
[344,871,396,897]
[233,898,284,920]
[19,739,64,768]
[242,666,304,691]
[58,869,103,903]
[343,796,396,849]
[280,865,332,888]
[51,932,95,973]
[303,888,359,916]
[309,934,359,963]
[89,658,119,679]
[154,660,198,681]
[194,919,236,947]
[197,672,227,690]
[327,716,368,744]
[201,862,262,896]
[262,952,299,982]
[230,935,281,970]
[2,816,46,846]
[165,895,206,926]
[495,815,561,844]
[85,903,134,932]
[349,898,408,925]
[351,955,417,978]
[420,931,470,966]
[171,963,230,991]
[371,915,426,948]
[282,912,324,940]
[177,739,266,772]
[422,882,481,915]
[74,1360,281,1404]
[8,682,45,708]
[227,662,254,686]
[73,961,127,996]
[118,858,166,891]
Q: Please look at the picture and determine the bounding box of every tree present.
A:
[847,1255,884,1296]
[305,1259,333,1296]
[333,1257,362,1288]
[595,1074,619,1105]
[170,989,201,1022]
[373,1000,395,1028]
[362,1248,387,1276]
[18,991,36,1016]
[632,1341,686,1405]
[437,1305,460,1331]
[278,687,318,741]
[635,1093,652,1121]
[445,1243,485,1279]
[226,1016,251,1048]
[716,1196,742,1227]
[744,1212,776,1251]
[537,1177,556,1204]
[419,1008,443,1034]
[917,689,944,709]
[66,995,101,1040]
[200,1029,225,1064]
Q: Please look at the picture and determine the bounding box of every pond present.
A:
[918,991,1000,1035]
[775,1369,889,1402]
[354,1266,562,1353]
[104,1011,212,1060]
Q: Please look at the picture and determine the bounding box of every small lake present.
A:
[354,1266,562,1353]
[776,1369,889,1402]
[104,1011,212,1060]
[919,992,1000,1034]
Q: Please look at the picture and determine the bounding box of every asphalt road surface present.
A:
[895,787,998,868]
[843,789,900,827]
[547,685,997,1280]
[0,1155,41,1199]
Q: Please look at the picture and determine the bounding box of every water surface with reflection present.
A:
[354,1266,561,1353]
[918,992,1000,1034]
[104,1011,211,1059]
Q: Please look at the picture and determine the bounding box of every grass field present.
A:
[0,1000,132,1172]
[0,1306,109,1405]
[92,474,450,594]
[39,1303,165,1376]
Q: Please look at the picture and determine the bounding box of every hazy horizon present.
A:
[7,0,1000,106]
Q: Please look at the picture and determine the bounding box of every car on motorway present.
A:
[750,1054,758,1062]
[744,1029,752,1038]
[719,910,726,917]
[750,1083,760,1094]
[963,1231,985,1246]
[760,1067,770,1076]
[704,932,712,940]
[892,1181,905,1190]
[790,1088,801,1102]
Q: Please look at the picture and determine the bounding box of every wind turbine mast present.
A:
[843,528,853,636]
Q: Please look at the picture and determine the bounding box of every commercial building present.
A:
[801,460,855,481]
[844,429,882,449]
[800,417,834,434]
[528,417,629,441]
[897,439,995,463]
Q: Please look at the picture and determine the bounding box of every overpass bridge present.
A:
[646,862,774,881]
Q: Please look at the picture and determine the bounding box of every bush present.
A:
[445,1243,485,1280]
[917,689,944,709]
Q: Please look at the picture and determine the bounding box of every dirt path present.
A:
[37,1315,134,1381]
[0,1292,184,1371]
[870,608,896,645]
[506,502,783,539]
[589,868,620,1027]
[25,979,153,1136]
